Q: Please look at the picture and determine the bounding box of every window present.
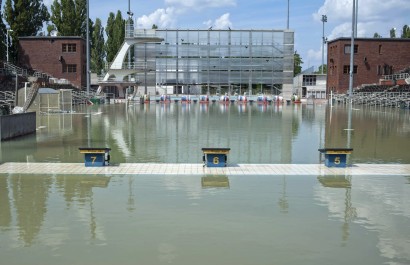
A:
[343,65,357,74]
[379,45,382,54]
[63,64,77,73]
[344,44,358,54]
[62,43,77,53]
[302,75,316,86]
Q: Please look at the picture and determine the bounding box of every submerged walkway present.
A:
[0,162,409,176]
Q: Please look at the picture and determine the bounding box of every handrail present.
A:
[383,73,409,80]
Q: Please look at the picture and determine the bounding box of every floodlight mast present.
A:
[348,0,358,100]
[86,0,90,96]
[321,15,327,74]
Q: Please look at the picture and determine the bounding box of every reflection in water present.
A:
[315,175,410,262]
[201,175,230,188]
[1,104,408,164]
[278,176,289,213]
[317,175,356,245]
[317,175,351,188]
[1,174,110,246]
[12,174,52,246]
[326,105,410,163]
[0,174,409,264]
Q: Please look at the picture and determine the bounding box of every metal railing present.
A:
[105,61,155,71]
[383,73,409,80]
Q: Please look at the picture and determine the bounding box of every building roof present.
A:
[19,36,85,41]
[328,37,410,44]
[38,88,59,94]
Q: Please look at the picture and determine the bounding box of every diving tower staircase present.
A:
[97,28,164,95]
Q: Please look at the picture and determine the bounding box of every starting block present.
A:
[318,148,353,167]
[79,147,111,167]
[202,148,230,167]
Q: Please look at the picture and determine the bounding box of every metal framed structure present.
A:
[133,29,294,96]
[100,28,294,98]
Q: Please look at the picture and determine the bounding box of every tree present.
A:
[293,51,303,77]
[152,24,158,29]
[91,18,105,75]
[373,32,382,38]
[402,25,410,38]
[4,0,49,62]
[316,64,327,74]
[0,2,6,61]
[105,11,125,63]
[390,28,396,38]
[50,0,87,37]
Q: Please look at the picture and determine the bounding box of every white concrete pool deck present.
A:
[0,162,409,176]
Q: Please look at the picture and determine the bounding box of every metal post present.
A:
[354,0,358,38]
[86,0,90,96]
[321,15,327,74]
[287,0,290,29]
[348,0,356,101]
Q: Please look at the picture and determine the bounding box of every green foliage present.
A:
[293,51,303,77]
[50,0,86,37]
[91,18,105,75]
[152,24,158,29]
[105,11,125,63]
[0,6,6,61]
[402,25,410,38]
[373,32,382,38]
[4,0,49,62]
[390,28,396,38]
[316,64,327,74]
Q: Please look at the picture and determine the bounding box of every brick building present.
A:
[327,38,410,94]
[18,36,86,89]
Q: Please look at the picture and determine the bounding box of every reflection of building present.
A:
[293,67,327,99]
[327,38,410,94]
[100,28,294,99]
[18,36,86,89]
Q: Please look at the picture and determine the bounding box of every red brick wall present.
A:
[18,37,86,89]
[327,38,410,94]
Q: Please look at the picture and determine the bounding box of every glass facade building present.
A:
[132,29,294,95]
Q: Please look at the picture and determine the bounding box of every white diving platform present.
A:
[0,163,409,176]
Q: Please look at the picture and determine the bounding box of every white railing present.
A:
[383,73,409,80]
[125,25,158,39]
[105,61,155,71]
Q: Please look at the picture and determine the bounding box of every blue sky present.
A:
[7,0,410,70]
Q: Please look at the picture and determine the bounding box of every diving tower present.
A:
[97,27,164,98]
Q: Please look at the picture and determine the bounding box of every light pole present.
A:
[287,0,290,29]
[6,29,13,63]
[321,15,327,74]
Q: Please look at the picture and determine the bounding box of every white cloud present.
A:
[136,8,177,29]
[165,0,236,9]
[313,0,410,39]
[306,47,325,68]
[207,13,232,29]
[314,0,410,23]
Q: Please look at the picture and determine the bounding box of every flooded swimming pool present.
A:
[0,173,409,265]
[1,102,409,164]
[0,102,409,264]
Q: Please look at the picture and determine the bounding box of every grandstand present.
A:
[333,68,410,109]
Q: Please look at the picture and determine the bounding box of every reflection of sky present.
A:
[314,175,410,264]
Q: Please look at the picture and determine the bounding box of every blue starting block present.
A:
[202,148,230,167]
[318,148,353,167]
[79,147,111,167]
